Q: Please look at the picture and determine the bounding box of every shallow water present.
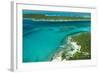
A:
[23,20,90,62]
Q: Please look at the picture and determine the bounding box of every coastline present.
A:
[24,18,90,22]
[52,32,91,62]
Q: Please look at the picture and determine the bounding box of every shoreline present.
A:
[52,31,91,62]
[24,18,90,22]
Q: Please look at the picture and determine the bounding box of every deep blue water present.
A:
[23,19,91,62]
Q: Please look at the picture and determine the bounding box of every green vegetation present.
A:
[23,14,90,21]
[69,32,91,60]
[52,32,91,61]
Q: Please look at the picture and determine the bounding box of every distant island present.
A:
[23,14,90,21]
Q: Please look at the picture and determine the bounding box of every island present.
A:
[52,32,91,61]
[23,14,90,21]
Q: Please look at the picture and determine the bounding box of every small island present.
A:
[23,14,90,22]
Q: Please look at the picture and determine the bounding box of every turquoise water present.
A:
[23,20,90,62]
